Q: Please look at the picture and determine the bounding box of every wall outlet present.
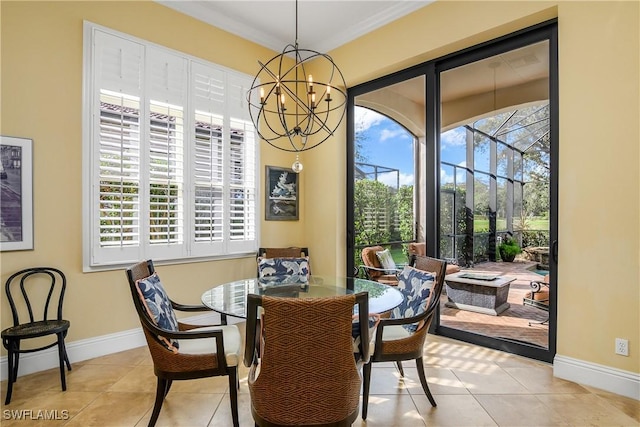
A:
[615,338,629,356]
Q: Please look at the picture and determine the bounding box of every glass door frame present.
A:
[347,20,558,363]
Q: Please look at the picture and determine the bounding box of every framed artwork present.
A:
[265,166,298,221]
[0,136,34,251]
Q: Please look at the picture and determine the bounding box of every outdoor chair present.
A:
[362,257,447,419]
[523,274,550,325]
[125,260,241,427]
[408,243,461,275]
[1,267,71,404]
[244,292,370,426]
[359,245,402,285]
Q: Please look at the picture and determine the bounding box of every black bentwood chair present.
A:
[1,267,71,404]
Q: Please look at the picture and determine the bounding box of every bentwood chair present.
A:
[1,267,71,404]
[362,257,447,419]
[125,260,241,427]
[244,292,370,426]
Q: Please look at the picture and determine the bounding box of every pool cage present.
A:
[440,103,550,267]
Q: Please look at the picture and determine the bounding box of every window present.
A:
[83,23,258,269]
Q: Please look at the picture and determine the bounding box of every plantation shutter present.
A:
[146,47,188,259]
[227,73,256,252]
[85,23,258,268]
[92,30,144,265]
[191,62,226,256]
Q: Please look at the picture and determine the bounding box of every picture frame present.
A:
[0,136,34,251]
[265,166,298,221]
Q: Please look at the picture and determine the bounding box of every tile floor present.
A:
[2,332,639,426]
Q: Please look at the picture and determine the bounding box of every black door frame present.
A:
[347,20,558,363]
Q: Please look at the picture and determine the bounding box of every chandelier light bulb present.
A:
[292,157,304,173]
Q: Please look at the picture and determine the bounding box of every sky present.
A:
[355,107,467,188]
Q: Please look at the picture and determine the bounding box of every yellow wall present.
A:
[1,0,639,379]
[0,1,304,344]
[310,0,639,374]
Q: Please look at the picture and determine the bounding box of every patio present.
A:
[440,259,549,349]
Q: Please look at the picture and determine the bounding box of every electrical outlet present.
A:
[615,338,629,356]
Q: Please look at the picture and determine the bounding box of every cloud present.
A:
[377,171,414,188]
[441,127,466,149]
[441,161,467,185]
[379,128,409,142]
[355,107,385,132]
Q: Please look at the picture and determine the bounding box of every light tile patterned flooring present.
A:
[1,333,638,426]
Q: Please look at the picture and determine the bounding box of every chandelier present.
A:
[247,0,347,173]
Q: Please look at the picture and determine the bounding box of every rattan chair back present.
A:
[125,260,240,427]
[244,292,369,427]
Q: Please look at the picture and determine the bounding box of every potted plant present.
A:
[499,237,521,262]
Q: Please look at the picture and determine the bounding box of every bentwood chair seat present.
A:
[1,267,71,405]
[125,260,240,427]
[244,292,370,426]
[362,256,447,419]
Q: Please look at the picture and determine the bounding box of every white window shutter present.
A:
[85,24,258,268]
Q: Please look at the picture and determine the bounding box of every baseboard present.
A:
[554,354,640,400]
[0,312,230,382]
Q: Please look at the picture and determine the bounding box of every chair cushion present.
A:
[376,249,397,274]
[135,273,180,352]
[393,266,435,332]
[177,324,241,367]
[257,257,310,284]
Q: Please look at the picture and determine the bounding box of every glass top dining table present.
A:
[201,276,404,320]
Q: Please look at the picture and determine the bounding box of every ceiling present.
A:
[156,0,434,53]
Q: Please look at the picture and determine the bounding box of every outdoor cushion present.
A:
[135,273,180,352]
[375,249,397,274]
[392,266,435,332]
[258,257,310,283]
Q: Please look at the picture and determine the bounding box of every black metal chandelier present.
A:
[247,0,347,173]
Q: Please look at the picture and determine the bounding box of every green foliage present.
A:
[498,237,521,262]
[396,185,414,243]
[354,179,393,246]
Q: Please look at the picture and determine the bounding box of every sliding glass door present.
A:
[347,21,557,362]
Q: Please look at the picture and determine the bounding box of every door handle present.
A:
[552,240,558,263]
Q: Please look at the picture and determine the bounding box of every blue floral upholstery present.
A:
[257,257,310,285]
[135,273,180,352]
[392,266,435,332]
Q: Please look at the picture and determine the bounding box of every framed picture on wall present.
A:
[265,166,298,221]
[0,136,34,251]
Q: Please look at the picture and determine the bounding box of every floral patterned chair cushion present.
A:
[392,266,435,332]
[257,257,310,285]
[135,273,180,352]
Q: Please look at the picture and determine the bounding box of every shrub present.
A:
[499,237,521,262]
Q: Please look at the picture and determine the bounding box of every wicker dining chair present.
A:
[244,292,370,427]
[256,247,311,277]
[362,257,447,419]
[125,260,241,427]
